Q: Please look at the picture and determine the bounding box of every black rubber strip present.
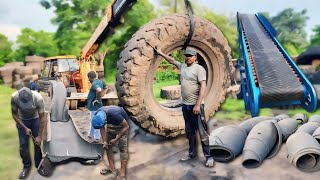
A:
[182,0,195,50]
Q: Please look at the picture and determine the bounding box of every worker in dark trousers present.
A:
[154,47,214,167]
[91,105,130,180]
[11,87,46,179]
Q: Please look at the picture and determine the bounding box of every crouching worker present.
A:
[11,87,46,179]
[91,106,130,180]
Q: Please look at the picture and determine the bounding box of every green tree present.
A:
[15,28,58,61]
[0,34,14,67]
[271,8,309,55]
[158,1,238,58]
[40,0,111,55]
[158,0,187,14]
[200,9,238,58]
[105,0,156,77]
[310,25,320,47]
[41,0,155,81]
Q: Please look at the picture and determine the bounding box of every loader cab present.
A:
[39,56,82,92]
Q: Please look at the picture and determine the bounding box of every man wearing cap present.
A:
[11,87,46,178]
[154,47,214,167]
[87,71,109,142]
[91,105,130,180]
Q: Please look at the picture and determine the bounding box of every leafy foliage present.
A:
[157,1,238,58]
[0,34,14,67]
[200,9,238,58]
[310,25,320,47]
[155,50,184,83]
[270,8,309,55]
[104,0,156,79]
[156,67,178,82]
[170,50,185,63]
[15,28,58,61]
[40,0,155,82]
[40,0,111,55]
[158,0,188,14]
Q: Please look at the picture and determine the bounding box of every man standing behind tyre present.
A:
[11,87,47,178]
[87,71,109,142]
[155,47,214,167]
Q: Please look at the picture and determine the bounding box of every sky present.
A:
[0,0,55,42]
[0,0,319,42]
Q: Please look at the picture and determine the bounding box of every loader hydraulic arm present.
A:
[79,0,136,93]
[81,0,137,60]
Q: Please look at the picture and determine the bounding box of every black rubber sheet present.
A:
[43,81,102,163]
[43,119,102,163]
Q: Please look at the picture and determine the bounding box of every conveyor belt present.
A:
[241,14,304,103]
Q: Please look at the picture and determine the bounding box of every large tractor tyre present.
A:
[116,14,233,137]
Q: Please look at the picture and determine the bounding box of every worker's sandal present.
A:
[100,168,117,175]
[179,155,197,162]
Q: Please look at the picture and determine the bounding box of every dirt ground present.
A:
[25,96,320,180]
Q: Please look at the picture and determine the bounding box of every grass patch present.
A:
[213,98,320,122]
[153,80,180,101]
[213,98,272,121]
[0,85,21,180]
[105,71,116,84]
[287,107,320,117]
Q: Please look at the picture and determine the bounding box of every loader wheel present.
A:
[116,14,232,137]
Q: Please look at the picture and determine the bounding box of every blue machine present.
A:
[237,13,317,116]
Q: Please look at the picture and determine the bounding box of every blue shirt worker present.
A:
[92,106,130,180]
[29,75,40,92]
[11,87,47,179]
[154,47,214,167]
[87,71,108,141]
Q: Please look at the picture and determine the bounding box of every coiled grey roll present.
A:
[312,127,320,143]
[238,116,279,134]
[274,114,290,121]
[309,115,320,123]
[209,116,286,162]
[242,120,282,168]
[296,115,320,135]
[278,118,303,141]
[293,113,308,124]
[209,125,247,162]
[287,132,320,172]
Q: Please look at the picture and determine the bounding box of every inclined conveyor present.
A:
[237,13,317,116]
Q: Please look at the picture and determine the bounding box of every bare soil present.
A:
[26,95,320,180]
